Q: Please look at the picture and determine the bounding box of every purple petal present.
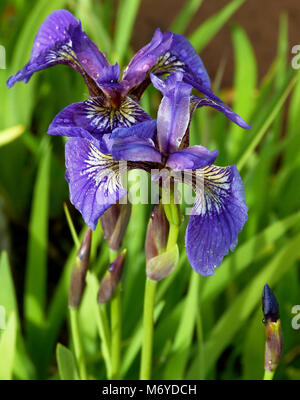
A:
[191,96,251,129]
[166,146,218,171]
[65,137,127,230]
[112,136,162,163]
[7,9,110,90]
[122,28,173,91]
[150,32,221,102]
[69,23,112,82]
[111,119,156,140]
[185,164,248,275]
[7,10,81,88]
[154,74,192,154]
[48,96,151,137]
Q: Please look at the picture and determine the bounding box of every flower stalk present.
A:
[140,186,181,380]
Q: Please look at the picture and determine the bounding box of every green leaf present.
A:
[0,252,35,379]
[0,312,17,380]
[170,0,203,34]
[187,233,300,378]
[24,143,51,363]
[242,309,265,380]
[56,343,79,380]
[236,70,297,171]
[121,302,164,378]
[163,271,200,379]
[0,125,25,147]
[228,24,257,157]
[0,252,19,323]
[189,0,245,52]
[113,0,141,65]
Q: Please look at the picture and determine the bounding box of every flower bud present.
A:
[98,250,126,304]
[100,203,131,251]
[68,228,92,308]
[262,284,283,373]
[146,245,179,281]
[145,205,178,281]
[145,204,169,261]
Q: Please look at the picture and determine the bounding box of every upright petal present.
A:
[7,9,109,92]
[153,73,192,154]
[185,164,248,275]
[69,23,111,81]
[191,96,251,129]
[48,95,151,138]
[65,137,127,230]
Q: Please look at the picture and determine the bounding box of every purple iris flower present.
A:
[7,9,250,143]
[7,9,250,275]
[63,73,248,276]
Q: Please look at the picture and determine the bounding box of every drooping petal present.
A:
[122,28,173,91]
[48,95,151,138]
[7,9,110,91]
[65,137,127,230]
[152,73,192,154]
[191,96,251,129]
[185,164,248,276]
[152,33,218,99]
[166,145,218,171]
[112,136,162,164]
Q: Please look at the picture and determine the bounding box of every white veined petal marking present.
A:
[81,143,124,199]
[192,165,232,217]
[152,51,185,75]
[84,96,150,131]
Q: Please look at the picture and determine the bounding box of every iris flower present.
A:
[7,9,249,143]
[63,72,248,276]
[7,9,249,275]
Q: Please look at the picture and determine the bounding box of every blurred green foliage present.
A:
[0,0,299,380]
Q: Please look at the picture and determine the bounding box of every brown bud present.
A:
[145,204,169,261]
[264,319,283,372]
[68,228,92,308]
[100,203,131,251]
[98,250,126,303]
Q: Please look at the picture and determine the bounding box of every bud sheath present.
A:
[68,228,92,308]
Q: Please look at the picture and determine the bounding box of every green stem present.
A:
[140,189,181,380]
[69,306,87,380]
[97,304,112,378]
[263,369,275,380]
[140,278,157,380]
[111,286,121,379]
[109,248,121,380]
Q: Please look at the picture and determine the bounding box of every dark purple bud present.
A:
[145,204,169,261]
[262,284,279,322]
[262,284,283,372]
[98,250,126,303]
[69,228,92,308]
[100,203,131,251]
